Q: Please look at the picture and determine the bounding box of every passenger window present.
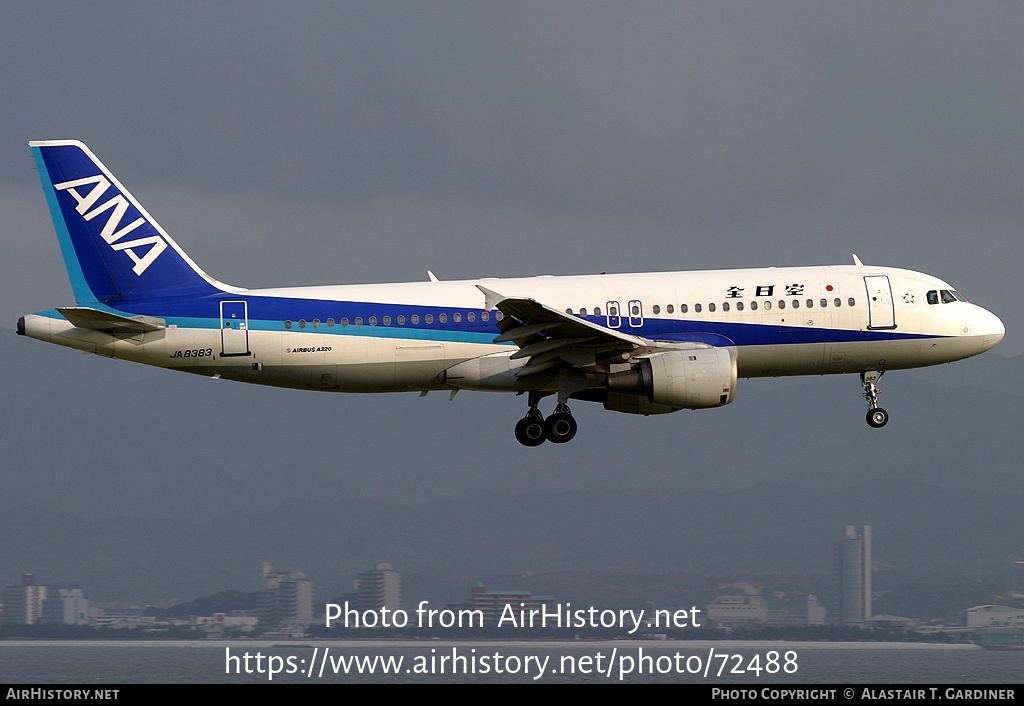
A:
[807,299,814,309]
[667,304,674,314]
[736,301,744,311]
[299,319,306,329]
[425,314,433,324]
[581,308,589,316]
[397,315,406,325]
[694,303,702,313]
[354,317,363,326]
[284,320,292,330]
[566,308,573,314]
[778,301,786,310]
[467,312,475,322]
[439,313,448,323]
[708,303,716,312]
[680,304,688,313]
[327,318,335,327]
[495,312,504,321]
[383,315,392,326]
[764,301,772,310]
[652,305,660,315]
[750,301,757,311]
[341,317,349,327]
[411,314,420,324]
[848,298,855,306]
[792,300,800,309]
[453,313,461,323]
[834,298,841,308]
[722,302,729,312]
[369,316,377,326]
[594,307,602,316]
[313,318,321,328]
[820,299,827,308]
[481,311,489,321]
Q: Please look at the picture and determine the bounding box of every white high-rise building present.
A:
[40,588,90,625]
[2,574,47,625]
[257,563,315,628]
[347,563,401,612]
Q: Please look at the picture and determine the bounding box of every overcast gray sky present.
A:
[1,2,1021,522]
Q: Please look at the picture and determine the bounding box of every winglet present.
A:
[475,285,507,310]
[852,254,864,266]
[427,270,439,282]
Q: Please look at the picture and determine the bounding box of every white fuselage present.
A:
[21,264,1005,395]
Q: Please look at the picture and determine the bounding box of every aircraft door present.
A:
[220,300,251,356]
[864,276,896,330]
[606,301,621,329]
[627,300,644,328]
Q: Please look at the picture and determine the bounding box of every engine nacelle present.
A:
[606,348,737,412]
[603,391,680,415]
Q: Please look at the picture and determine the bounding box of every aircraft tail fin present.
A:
[29,140,237,304]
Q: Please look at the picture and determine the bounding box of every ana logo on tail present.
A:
[53,174,168,276]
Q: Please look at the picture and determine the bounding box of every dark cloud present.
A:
[3,3,1022,223]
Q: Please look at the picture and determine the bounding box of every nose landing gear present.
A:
[861,370,888,428]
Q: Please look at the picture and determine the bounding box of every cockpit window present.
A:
[951,290,967,302]
[927,290,939,305]
[940,290,957,304]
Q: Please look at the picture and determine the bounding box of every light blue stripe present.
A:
[31,147,95,304]
[162,316,504,345]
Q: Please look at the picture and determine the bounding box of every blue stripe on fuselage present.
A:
[54,293,940,348]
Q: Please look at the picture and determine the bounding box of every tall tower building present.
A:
[833,525,872,625]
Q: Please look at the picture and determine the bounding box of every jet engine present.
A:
[604,348,736,414]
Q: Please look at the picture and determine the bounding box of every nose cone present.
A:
[979,308,1005,351]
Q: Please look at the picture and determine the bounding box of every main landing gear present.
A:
[514,392,578,446]
[861,370,889,428]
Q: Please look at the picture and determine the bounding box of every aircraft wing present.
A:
[57,306,165,334]
[477,285,704,378]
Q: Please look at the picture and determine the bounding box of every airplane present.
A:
[18,140,1005,446]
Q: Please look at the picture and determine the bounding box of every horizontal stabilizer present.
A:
[57,306,165,333]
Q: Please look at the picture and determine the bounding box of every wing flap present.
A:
[478,285,718,385]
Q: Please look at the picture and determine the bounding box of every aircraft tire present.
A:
[866,408,889,428]
[545,411,577,444]
[515,416,547,446]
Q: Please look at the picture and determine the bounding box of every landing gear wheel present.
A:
[515,413,547,447]
[545,411,577,444]
[866,408,889,428]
